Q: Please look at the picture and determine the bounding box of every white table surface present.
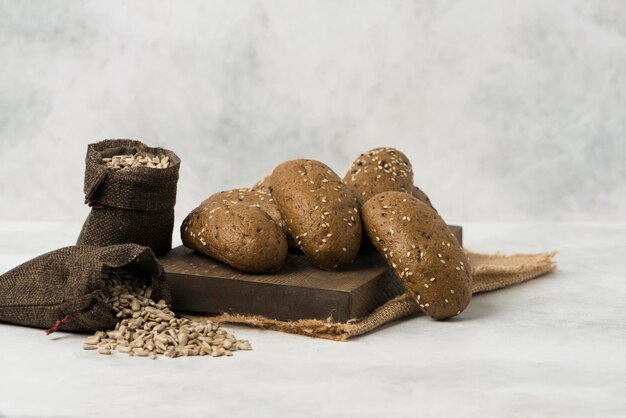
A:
[0,221,624,418]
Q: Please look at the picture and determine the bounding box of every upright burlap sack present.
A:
[0,244,170,333]
[77,139,180,255]
[187,250,557,341]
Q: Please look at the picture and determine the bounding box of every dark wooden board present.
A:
[160,225,462,322]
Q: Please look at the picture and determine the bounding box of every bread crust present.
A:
[344,147,414,206]
[361,191,472,320]
[200,188,286,233]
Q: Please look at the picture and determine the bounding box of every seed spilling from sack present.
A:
[83,269,252,359]
[102,153,170,170]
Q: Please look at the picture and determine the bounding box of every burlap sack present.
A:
[187,250,557,341]
[77,139,180,255]
[0,244,170,333]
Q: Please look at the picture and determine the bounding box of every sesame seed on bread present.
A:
[344,147,414,206]
[200,188,286,234]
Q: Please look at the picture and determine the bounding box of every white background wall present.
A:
[1,0,624,224]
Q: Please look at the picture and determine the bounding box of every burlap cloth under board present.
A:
[185,250,557,341]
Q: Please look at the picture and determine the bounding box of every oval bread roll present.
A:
[181,204,288,273]
[361,191,472,320]
[271,159,362,270]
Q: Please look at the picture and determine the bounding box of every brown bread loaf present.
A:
[271,159,361,270]
[181,204,287,273]
[361,191,472,320]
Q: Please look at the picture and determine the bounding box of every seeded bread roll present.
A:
[181,204,287,273]
[200,188,287,234]
[361,191,472,320]
[271,159,362,270]
[344,147,414,206]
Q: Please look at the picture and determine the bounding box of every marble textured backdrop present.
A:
[0,0,624,223]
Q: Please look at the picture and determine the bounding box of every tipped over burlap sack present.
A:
[77,139,180,255]
[186,250,557,341]
[0,244,170,333]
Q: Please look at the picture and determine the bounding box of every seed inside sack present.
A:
[83,269,252,359]
[101,153,170,170]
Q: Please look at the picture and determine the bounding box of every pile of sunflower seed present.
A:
[102,153,170,170]
[82,269,251,359]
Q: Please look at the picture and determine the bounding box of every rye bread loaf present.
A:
[361,191,472,320]
[200,188,286,234]
[181,204,288,273]
[271,159,361,270]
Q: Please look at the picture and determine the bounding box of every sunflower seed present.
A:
[102,153,170,170]
[82,268,252,359]
[98,347,112,355]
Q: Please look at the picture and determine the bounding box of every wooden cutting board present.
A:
[159,225,462,322]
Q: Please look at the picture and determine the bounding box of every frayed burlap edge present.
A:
[185,250,557,341]
[468,250,557,293]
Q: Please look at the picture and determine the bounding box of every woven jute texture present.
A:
[77,139,180,255]
[186,250,557,341]
[0,244,170,333]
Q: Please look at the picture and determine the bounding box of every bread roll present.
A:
[271,159,361,270]
[181,204,287,273]
[361,191,471,320]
